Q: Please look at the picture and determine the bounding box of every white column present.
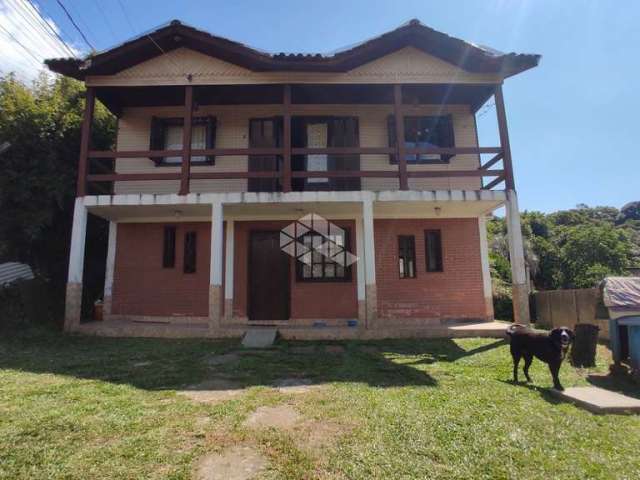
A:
[355,216,366,324]
[103,221,117,316]
[362,198,377,324]
[505,190,530,324]
[209,202,224,329]
[224,219,234,322]
[64,198,88,331]
[478,215,494,321]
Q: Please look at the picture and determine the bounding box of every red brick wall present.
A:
[233,220,358,319]
[112,222,211,317]
[374,218,488,320]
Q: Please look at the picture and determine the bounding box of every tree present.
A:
[559,224,633,288]
[0,73,115,318]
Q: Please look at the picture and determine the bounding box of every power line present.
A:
[90,0,117,44]
[115,0,136,35]
[54,0,95,51]
[0,23,43,65]
[5,0,69,58]
[27,0,80,56]
[22,0,77,57]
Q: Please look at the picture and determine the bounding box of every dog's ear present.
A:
[549,328,563,347]
[568,328,575,340]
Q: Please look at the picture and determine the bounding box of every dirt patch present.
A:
[194,445,267,480]
[274,378,322,394]
[206,353,240,366]
[297,420,353,451]
[243,404,301,430]
[177,378,246,404]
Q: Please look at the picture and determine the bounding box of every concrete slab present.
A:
[241,328,277,349]
[550,386,640,414]
[195,445,267,480]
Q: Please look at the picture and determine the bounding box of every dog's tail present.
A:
[505,323,527,337]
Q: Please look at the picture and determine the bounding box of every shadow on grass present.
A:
[587,374,640,400]
[0,327,507,392]
[498,379,566,405]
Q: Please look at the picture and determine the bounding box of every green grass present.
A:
[1,327,639,479]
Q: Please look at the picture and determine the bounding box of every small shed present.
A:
[604,277,640,375]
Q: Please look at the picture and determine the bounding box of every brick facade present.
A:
[112,222,211,317]
[232,220,358,320]
[110,218,487,323]
[374,218,488,321]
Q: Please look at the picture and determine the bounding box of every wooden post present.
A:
[494,84,515,191]
[77,87,95,197]
[179,85,194,195]
[282,84,292,192]
[393,85,408,190]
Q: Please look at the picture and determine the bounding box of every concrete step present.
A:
[550,386,640,414]
[241,328,278,348]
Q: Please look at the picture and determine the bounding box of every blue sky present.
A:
[1,0,638,213]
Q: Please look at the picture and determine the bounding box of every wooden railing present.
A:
[84,145,507,192]
[77,84,514,196]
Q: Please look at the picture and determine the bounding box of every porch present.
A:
[64,189,513,336]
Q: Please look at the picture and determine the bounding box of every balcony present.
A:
[78,83,514,197]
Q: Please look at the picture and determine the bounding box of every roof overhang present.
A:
[45,19,540,81]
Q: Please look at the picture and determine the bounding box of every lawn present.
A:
[1,327,639,479]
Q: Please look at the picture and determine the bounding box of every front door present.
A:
[248,231,290,320]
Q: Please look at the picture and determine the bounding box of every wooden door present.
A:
[248,231,290,320]
[248,118,281,192]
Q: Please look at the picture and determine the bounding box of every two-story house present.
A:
[46,19,539,339]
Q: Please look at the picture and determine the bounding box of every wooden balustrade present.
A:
[77,84,515,195]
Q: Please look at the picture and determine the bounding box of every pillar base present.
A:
[103,295,112,316]
[357,299,366,325]
[64,282,83,331]
[365,284,378,327]
[224,298,233,323]
[512,283,530,325]
[209,285,223,329]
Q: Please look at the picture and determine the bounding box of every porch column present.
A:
[76,87,95,197]
[209,202,224,329]
[362,198,378,325]
[506,190,530,324]
[478,215,495,321]
[224,219,234,322]
[64,198,88,331]
[103,221,117,317]
[355,216,366,325]
[179,85,194,195]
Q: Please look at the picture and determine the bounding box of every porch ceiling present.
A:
[84,189,504,222]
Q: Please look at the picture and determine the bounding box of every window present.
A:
[296,230,351,282]
[425,230,443,272]
[387,115,455,164]
[398,235,416,279]
[149,116,216,165]
[162,226,176,268]
[291,116,360,191]
[183,231,197,274]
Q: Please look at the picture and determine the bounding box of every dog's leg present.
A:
[549,361,563,390]
[511,347,521,383]
[523,353,533,383]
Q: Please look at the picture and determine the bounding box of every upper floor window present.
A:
[388,115,455,164]
[291,116,360,192]
[149,116,216,166]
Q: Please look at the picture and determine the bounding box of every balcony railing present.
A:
[77,85,513,196]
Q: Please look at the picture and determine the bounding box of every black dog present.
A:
[506,324,575,390]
